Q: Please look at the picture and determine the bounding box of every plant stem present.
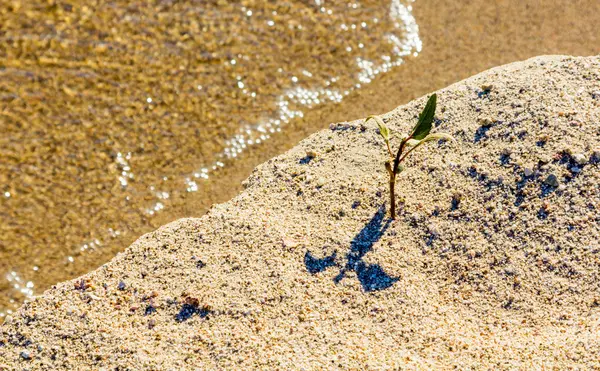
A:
[389,176,396,219]
[385,141,393,158]
[393,137,409,175]
[387,137,409,219]
[398,140,424,164]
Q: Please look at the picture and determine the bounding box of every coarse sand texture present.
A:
[1,55,599,370]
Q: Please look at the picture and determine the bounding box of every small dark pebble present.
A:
[117,281,126,290]
[196,260,206,269]
[144,305,157,316]
[20,350,31,360]
[451,197,461,211]
[544,174,559,187]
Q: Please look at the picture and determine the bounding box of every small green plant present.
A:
[366,94,453,219]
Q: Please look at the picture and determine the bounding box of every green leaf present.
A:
[366,115,390,141]
[410,94,437,140]
[406,138,421,146]
[421,132,454,143]
[399,131,454,164]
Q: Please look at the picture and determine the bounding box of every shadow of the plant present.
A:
[305,205,398,292]
[305,250,337,274]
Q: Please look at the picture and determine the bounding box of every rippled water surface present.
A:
[0,0,421,316]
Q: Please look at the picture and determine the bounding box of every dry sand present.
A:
[1,55,600,369]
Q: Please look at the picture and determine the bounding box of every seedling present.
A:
[366,94,453,219]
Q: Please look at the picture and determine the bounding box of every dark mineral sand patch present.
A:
[0,0,599,316]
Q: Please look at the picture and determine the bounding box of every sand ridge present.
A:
[1,55,600,370]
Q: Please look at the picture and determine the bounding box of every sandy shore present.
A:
[1,55,600,369]
[2,0,600,315]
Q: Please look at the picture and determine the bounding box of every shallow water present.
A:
[1,0,599,317]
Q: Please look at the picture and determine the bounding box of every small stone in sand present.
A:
[478,117,494,127]
[572,153,588,165]
[544,174,559,187]
[306,150,318,159]
[145,305,157,316]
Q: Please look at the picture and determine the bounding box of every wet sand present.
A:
[1,0,599,315]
